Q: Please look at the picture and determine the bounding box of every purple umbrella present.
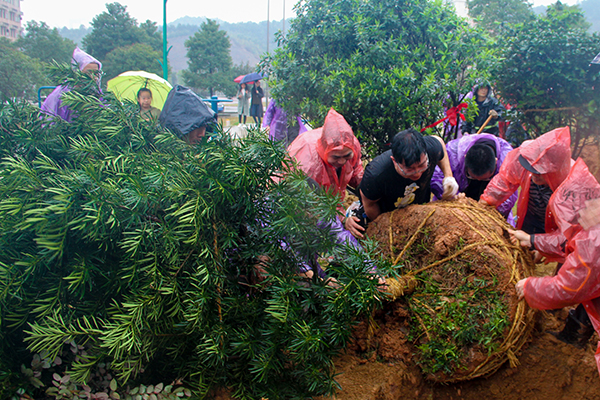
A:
[240,72,263,84]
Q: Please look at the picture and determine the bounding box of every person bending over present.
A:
[359,128,457,223]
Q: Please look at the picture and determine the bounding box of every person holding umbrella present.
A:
[237,83,251,125]
[250,81,264,126]
[107,71,173,111]
[137,88,161,121]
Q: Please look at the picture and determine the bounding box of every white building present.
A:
[0,0,22,41]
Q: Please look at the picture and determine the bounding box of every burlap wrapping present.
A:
[366,198,536,382]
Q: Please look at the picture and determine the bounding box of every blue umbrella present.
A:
[240,72,263,84]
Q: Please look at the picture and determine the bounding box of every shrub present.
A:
[0,67,387,399]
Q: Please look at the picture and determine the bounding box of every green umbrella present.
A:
[107,70,173,110]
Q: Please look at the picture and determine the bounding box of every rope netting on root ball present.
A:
[364,198,536,383]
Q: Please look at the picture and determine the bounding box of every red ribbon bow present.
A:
[421,103,468,132]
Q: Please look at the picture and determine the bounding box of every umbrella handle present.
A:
[476,115,494,135]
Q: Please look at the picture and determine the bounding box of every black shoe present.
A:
[550,309,594,348]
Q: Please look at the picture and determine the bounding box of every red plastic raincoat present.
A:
[521,159,600,376]
[287,108,363,205]
[481,126,573,232]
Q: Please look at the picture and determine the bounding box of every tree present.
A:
[265,0,497,156]
[0,65,388,399]
[138,20,163,53]
[467,0,535,36]
[17,21,76,64]
[102,43,162,81]
[546,0,591,31]
[82,3,162,63]
[182,19,234,96]
[0,39,46,101]
[493,1,600,154]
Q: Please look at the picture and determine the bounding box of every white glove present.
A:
[442,177,459,200]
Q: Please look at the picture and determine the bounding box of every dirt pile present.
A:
[362,199,535,382]
[317,308,600,400]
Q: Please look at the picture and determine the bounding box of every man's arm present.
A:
[434,136,452,178]
[480,149,522,207]
[433,136,458,200]
[360,189,381,221]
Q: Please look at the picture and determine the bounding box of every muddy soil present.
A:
[579,140,600,183]
[313,201,600,400]
[315,303,599,400]
[219,142,600,400]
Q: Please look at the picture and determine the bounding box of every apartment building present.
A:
[0,0,22,41]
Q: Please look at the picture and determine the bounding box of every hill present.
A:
[59,18,290,80]
[533,0,600,32]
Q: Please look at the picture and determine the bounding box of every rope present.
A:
[393,208,436,265]
[380,201,535,383]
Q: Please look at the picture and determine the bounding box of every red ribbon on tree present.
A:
[420,103,468,132]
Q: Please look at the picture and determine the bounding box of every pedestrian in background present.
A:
[250,81,264,126]
[237,83,250,125]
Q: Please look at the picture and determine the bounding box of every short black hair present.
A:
[137,87,152,99]
[391,128,427,167]
[465,144,496,176]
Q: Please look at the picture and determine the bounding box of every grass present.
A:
[408,271,509,376]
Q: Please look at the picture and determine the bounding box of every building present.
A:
[0,0,22,41]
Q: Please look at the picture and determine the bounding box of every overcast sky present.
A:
[20,0,297,29]
[21,0,580,30]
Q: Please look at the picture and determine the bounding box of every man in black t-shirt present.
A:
[359,128,457,222]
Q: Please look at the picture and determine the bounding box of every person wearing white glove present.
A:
[442,176,459,200]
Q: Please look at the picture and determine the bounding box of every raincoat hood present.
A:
[472,82,494,103]
[548,158,600,241]
[159,85,216,139]
[316,109,360,166]
[72,47,102,71]
[287,108,363,205]
[519,126,572,192]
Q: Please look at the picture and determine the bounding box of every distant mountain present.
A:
[533,0,600,32]
[58,18,290,79]
[532,5,546,15]
[580,0,600,32]
[59,25,91,46]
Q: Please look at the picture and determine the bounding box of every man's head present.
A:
[72,47,102,72]
[184,126,206,145]
[476,85,489,101]
[465,143,497,181]
[327,148,354,169]
[159,85,217,144]
[316,108,360,169]
[518,126,572,191]
[519,155,549,186]
[391,128,429,180]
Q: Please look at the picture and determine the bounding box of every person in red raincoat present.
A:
[480,127,573,245]
[513,159,600,375]
[287,108,364,237]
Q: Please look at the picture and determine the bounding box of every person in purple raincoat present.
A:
[41,47,102,122]
[431,133,517,221]
[262,100,307,147]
